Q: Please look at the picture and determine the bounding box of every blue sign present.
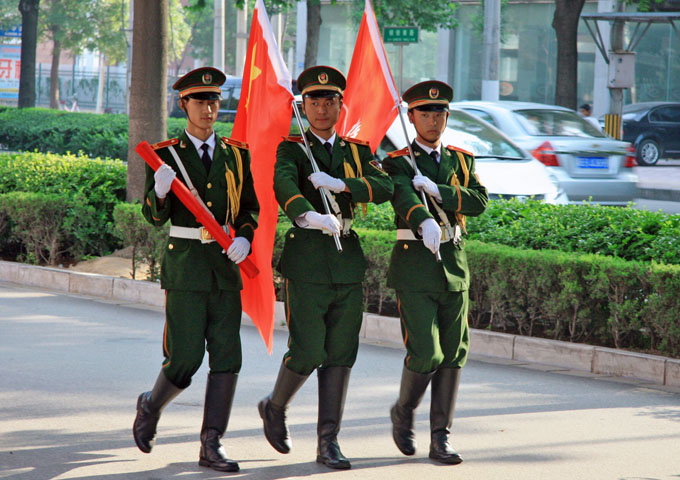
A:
[0,26,22,38]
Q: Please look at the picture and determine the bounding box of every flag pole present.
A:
[395,100,442,262]
[292,100,343,252]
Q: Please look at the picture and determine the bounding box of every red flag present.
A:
[232,0,293,354]
[337,0,400,153]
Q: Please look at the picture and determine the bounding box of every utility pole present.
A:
[235,4,248,76]
[482,0,501,100]
[609,0,625,135]
[213,0,225,72]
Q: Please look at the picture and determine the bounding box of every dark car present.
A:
[169,76,242,122]
[621,102,680,166]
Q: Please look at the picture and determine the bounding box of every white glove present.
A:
[154,164,176,199]
[226,237,250,264]
[412,175,441,202]
[309,172,346,193]
[304,211,342,235]
[419,218,441,255]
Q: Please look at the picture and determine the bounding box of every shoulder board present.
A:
[387,147,411,158]
[282,135,304,143]
[446,145,474,157]
[222,137,249,149]
[151,138,179,150]
[340,136,370,147]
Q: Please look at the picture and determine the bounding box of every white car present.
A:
[451,101,638,205]
[375,106,568,204]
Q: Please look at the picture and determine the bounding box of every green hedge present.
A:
[0,151,127,255]
[467,199,680,265]
[349,199,680,265]
[0,192,99,264]
[0,107,233,160]
[112,203,168,281]
[466,240,680,358]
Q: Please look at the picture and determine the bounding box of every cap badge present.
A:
[429,87,439,99]
[202,73,212,85]
[318,72,328,84]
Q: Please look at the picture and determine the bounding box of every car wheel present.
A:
[636,139,661,166]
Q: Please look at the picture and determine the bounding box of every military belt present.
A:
[169,224,229,244]
[396,226,461,244]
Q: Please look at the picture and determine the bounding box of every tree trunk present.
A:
[552,0,586,109]
[126,0,169,202]
[304,1,322,69]
[18,0,39,109]
[49,31,61,109]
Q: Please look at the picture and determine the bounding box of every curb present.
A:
[1,260,678,389]
[637,187,680,203]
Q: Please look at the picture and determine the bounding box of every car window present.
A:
[514,109,605,137]
[649,106,680,123]
[462,108,497,127]
[375,136,397,160]
[446,110,525,158]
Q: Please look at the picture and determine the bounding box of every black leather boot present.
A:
[133,370,184,453]
[198,372,239,472]
[316,366,351,470]
[429,367,463,465]
[258,363,309,454]
[390,366,434,456]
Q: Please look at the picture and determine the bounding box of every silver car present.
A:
[376,106,568,204]
[451,101,638,205]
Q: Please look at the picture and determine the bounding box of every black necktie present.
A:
[324,141,333,158]
[429,150,440,164]
[200,143,211,173]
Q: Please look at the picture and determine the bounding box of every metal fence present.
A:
[35,65,128,113]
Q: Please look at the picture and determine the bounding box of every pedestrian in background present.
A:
[382,80,488,465]
[579,103,602,131]
[257,65,393,470]
[133,67,260,473]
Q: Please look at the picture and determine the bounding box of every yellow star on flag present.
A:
[246,42,263,110]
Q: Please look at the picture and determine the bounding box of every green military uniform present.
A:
[382,80,488,466]
[142,131,259,383]
[258,65,393,470]
[133,67,258,473]
[383,140,487,372]
[275,131,392,372]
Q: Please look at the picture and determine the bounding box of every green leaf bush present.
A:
[0,107,233,160]
[112,203,168,281]
[0,192,98,265]
[0,151,127,256]
[466,240,680,357]
[349,199,680,266]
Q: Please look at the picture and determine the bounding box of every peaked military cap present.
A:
[297,65,346,97]
[403,80,453,111]
[173,67,226,100]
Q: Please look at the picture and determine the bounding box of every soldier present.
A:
[257,65,393,470]
[382,81,488,465]
[133,67,259,473]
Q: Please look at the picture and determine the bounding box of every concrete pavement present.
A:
[1,260,679,389]
[1,281,680,480]
[635,159,680,202]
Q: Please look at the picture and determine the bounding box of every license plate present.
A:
[576,156,609,169]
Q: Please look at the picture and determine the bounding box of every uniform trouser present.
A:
[395,289,470,374]
[162,287,242,388]
[282,279,364,375]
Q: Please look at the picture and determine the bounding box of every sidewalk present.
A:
[635,159,680,202]
[2,259,679,392]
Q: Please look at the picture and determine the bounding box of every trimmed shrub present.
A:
[0,151,127,255]
[466,198,680,265]
[0,107,233,160]
[0,192,97,265]
[112,203,168,281]
[466,240,680,357]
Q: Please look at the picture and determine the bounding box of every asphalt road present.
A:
[1,281,680,480]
